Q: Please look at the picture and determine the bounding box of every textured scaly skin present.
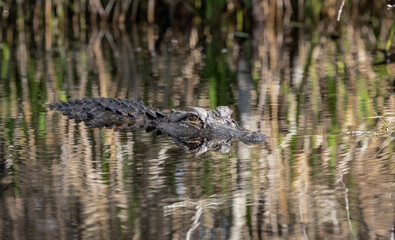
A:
[48,98,164,130]
[49,98,267,153]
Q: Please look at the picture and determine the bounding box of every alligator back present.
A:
[48,98,164,130]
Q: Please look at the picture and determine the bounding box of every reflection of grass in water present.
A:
[327,135,337,174]
[202,160,214,195]
[386,18,395,51]
[357,77,372,123]
[373,111,394,133]
[372,112,394,158]
[205,41,234,109]
[348,113,395,136]
[1,44,10,81]
[327,67,342,134]
[289,135,298,181]
[374,137,393,158]
[344,113,394,158]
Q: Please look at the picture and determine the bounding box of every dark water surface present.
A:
[0,23,395,240]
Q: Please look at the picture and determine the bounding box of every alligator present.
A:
[48,98,266,153]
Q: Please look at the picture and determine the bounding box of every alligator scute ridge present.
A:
[48,98,266,153]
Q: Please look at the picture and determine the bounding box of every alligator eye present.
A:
[188,113,199,122]
[187,113,203,127]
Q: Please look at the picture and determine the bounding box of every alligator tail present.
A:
[48,98,165,130]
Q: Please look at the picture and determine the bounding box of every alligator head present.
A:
[156,106,266,153]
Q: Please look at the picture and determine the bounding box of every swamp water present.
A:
[0,23,394,240]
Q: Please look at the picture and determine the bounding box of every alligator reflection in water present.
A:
[48,98,266,153]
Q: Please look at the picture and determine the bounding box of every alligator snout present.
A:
[240,131,266,145]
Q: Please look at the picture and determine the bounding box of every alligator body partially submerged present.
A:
[48,98,266,153]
